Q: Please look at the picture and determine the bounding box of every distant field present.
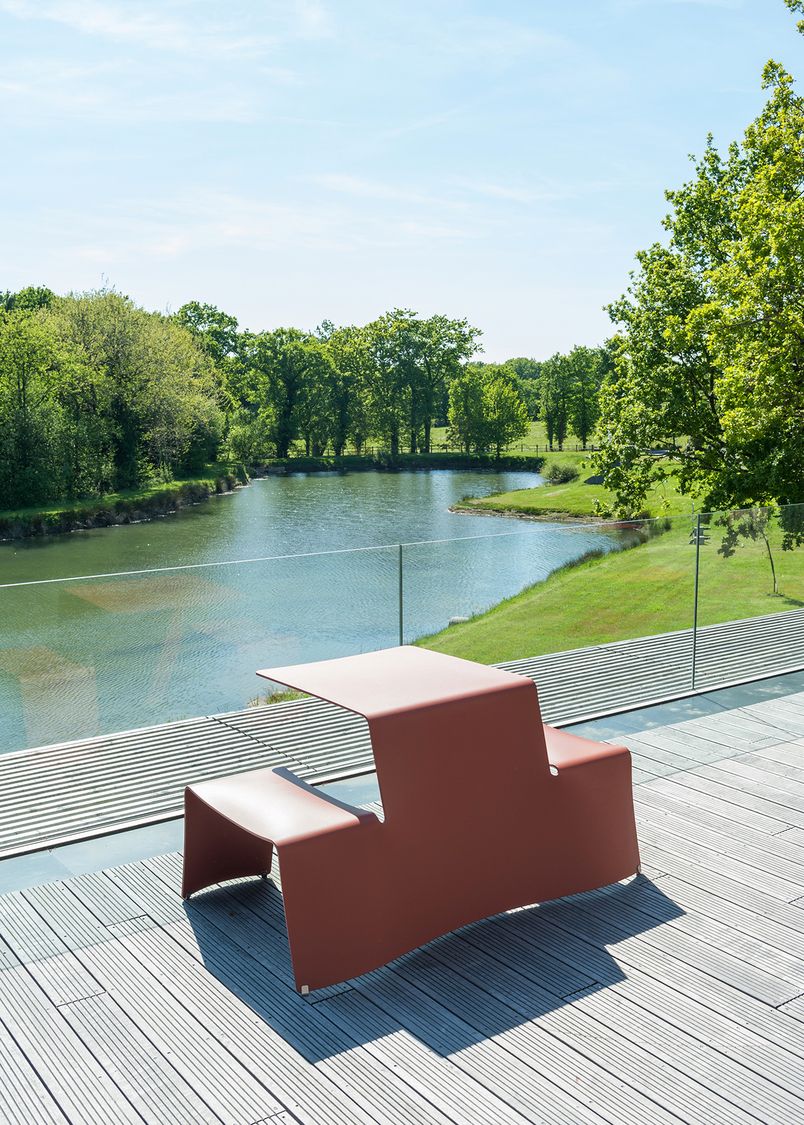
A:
[430,419,593,455]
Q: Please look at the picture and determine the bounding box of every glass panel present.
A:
[693,503,804,689]
[0,544,399,753]
[408,515,697,668]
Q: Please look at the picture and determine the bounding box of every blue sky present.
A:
[1,0,801,360]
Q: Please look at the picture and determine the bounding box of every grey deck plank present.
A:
[58,992,224,1125]
[142,854,609,1125]
[636,784,802,852]
[0,892,104,1007]
[531,890,804,1064]
[417,937,775,1125]
[0,964,143,1124]
[468,916,804,1123]
[74,933,288,1123]
[635,800,804,890]
[641,773,787,834]
[0,1016,70,1125]
[83,865,465,1125]
[648,770,801,831]
[647,873,804,958]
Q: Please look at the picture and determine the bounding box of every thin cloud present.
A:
[312,174,443,207]
[0,0,276,57]
[0,58,261,122]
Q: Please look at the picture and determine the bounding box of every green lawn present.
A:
[419,517,803,664]
[430,419,596,457]
[459,470,692,520]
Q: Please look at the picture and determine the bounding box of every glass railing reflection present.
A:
[0,544,399,752]
[692,503,804,688]
[1,502,802,756]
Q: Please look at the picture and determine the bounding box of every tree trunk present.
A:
[763,532,779,595]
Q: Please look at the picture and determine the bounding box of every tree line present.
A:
[0,288,609,510]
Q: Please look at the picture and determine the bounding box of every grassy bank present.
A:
[455,463,691,520]
[419,517,803,664]
[0,463,243,540]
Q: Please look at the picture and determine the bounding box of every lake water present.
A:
[0,470,619,751]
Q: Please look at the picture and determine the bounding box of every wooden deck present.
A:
[2,693,804,1123]
[2,608,803,859]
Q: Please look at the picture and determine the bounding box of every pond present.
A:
[0,469,620,751]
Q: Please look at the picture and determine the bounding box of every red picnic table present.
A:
[182,646,640,992]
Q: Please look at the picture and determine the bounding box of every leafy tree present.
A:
[362,312,413,456]
[482,370,529,459]
[54,290,222,487]
[505,357,540,381]
[599,52,804,515]
[226,408,276,463]
[516,375,540,421]
[410,314,481,451]
[0,286,56,312]
[447,364,487,453]
[295,341,338,456]
[174,301,239,370]
[325,325,371,455]
[0,312,64,506]
[539,353,573,451]
[447,363,528,457]
[567,345,605,449]
[239,328,308,458]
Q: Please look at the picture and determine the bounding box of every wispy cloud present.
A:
[0,0,283,58]
[312,174,447,208]
[0,56,261,122]
[19,187,477,270]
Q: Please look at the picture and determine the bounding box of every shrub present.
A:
[544,462,579,484]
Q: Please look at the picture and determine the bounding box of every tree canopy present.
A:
[0,289,222,507]
[598,52,804,514]
[447,363,529,457]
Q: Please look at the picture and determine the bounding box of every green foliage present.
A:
[0,286,55,312]
[0,289,223,507]
[600,49,804,514]
[447,363,529,458]
[539,353,572,451]
[174,301,240,371]
[538,345,607,451]
[785,0,804,34]
[0,286,607,509]
[544,461,580,484]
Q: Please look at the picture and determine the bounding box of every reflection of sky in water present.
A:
[0,470,625,751]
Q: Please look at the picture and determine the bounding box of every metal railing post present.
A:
[691,513,701,689]
[398,543,404,646]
